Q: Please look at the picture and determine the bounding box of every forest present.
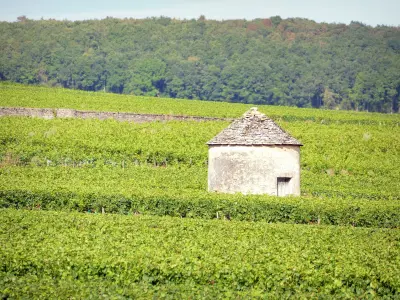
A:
[0,15,399,113]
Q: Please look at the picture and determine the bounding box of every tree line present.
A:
[0,16,399,113]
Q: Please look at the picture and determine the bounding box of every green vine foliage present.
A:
[1,82,400,123]
[0,113,399,227]
[1,209,399,298]
[1,85,400,297]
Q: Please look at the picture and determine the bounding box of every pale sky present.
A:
[0,0,398,27]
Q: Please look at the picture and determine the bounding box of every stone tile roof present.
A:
[207,107,302,146]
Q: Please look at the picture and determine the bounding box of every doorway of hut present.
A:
[277,177,291,196]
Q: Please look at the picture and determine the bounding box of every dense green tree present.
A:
[0,16,399,112]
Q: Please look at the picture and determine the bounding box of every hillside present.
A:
[1,84,400,297]
[1,83,399,213]
[1,82,399,124]
[1,17,399,112]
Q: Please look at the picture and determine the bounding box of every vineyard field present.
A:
[1,84,400,298]
[1,166,399,227]
[1,82,399,124]
[1,209,399,298]
[0,115,400,227]
[0,116,399,201]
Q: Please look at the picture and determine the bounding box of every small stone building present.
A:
[207,108,302,196]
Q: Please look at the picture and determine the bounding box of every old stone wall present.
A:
[0,107,230,123]
[208,145,301,196]
[0,107,55,119]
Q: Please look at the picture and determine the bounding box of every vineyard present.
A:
[1,82,400,123]
[0,84,400,297]
[1,209,399,298]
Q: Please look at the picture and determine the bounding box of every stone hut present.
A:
[207,108,302,196]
